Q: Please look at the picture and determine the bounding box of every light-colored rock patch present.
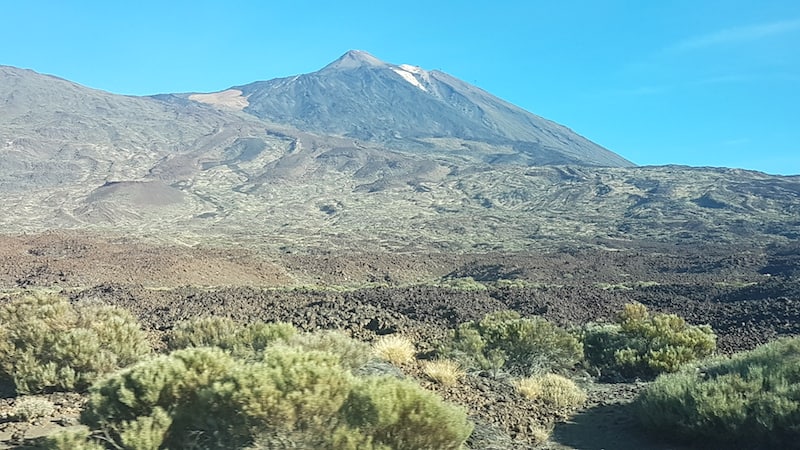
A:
[189,89,249,110]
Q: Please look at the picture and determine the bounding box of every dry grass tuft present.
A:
[515,373,586,411]
[421,359,465,386]
[530,424,552,445]
[372,334,416,365]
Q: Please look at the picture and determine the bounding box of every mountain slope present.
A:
[0,65,273,189]
[1,60,799,252]
[208,50,632,167]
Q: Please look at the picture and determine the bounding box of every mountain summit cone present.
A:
[321,50,388,71]
[231,51,634,167]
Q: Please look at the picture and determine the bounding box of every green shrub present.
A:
[0,292,150,393]
[42,428,105,450]
[67,345,470,449]
[635,337,800,447]
[442,310,582,375]
[289,330,372,371]
[79,346,351,449]
[582,302,716,379]
[167,316,296,359]
[342,376,473,449]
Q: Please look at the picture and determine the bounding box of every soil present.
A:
[0,231,798,449]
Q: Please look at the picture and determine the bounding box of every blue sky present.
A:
[2,1,799,174]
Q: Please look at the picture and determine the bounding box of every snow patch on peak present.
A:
[392,67,428,92]
[398,64,424,74]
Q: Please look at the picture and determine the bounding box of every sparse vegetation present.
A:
[635,337,800,447]
[442,310,583,375]
[438,276,488,291]
[372,334,416,365]
[515,373,586,414]
[421,359,465,386]
[0,292,151,394]
[582,302,716,379]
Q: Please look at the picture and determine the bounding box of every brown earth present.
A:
[0,231,798,449]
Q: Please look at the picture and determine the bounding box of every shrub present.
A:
[43,428,105,450]
[582,302,716,379]
[289,329,372,371]
[12,396,55,421]
[76,346,353,449]
[421,359,465,386]
[342,376,473,449]
[0,292,150,393]
[51,345,471,450]
[442,310,583,375]
[372,334,416,365]
[515,373,586,413]
[635,337,800,447]
[167,316,296,359]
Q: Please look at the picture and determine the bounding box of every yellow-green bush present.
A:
[0,293,150,394]
[167,316,296,358]
[78,346,351,449]
[442,310,582,375]
[635,337,800,447]
[582,302,716,379]
[342,376,473,449]
[289,329,372,371]
[56,345,471,449]
[43,428,105,450]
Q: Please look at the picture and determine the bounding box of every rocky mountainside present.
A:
[192,50,632,167]
[1,55,799,251]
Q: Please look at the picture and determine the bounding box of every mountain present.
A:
[0,65,270,189]
[1,56,799,252]
[189,50,632,168]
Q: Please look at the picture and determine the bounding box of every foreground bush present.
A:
[582,302,716,379]
[342,376,473,449]
[635,337,800,447]
[47,346,471,449]
[0,292,150,394]
[442,310,582,375]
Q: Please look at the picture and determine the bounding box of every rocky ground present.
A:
[0,232,798,448]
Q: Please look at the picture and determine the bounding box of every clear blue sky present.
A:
[2,1,799,174]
